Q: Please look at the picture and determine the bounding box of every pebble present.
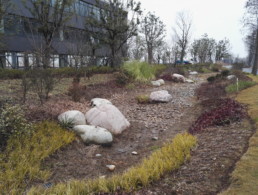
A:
[132,151,138,155]
[99,175,106,179]
[96,154,102,157]
[106,165,116,171]
[152,137,159,141]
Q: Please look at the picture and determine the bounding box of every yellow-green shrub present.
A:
[136,94,150,104]
[0,121,75,194]
[29,133,196,194]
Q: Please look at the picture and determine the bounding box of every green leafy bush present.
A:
[226,81,256,93]
[123,61,155,82]
[0,104,33,148]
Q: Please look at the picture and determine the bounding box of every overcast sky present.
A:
[138,0,247,58]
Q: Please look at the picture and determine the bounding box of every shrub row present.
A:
[28,133,197,194]
[0,66,115,80]
[0,121,75,194]
[189,98,247,134]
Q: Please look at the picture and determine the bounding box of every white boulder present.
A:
[151,79,165,87]
[90,98,112,107]
[189,71,198,75]
[151,81,161,87]
[150,90,172,103]
[58,110,86,126]
[172,74,186,82]
[157,79,165,85]
[185,79,194,83]
[227,75,236,80]
[73,125,113,145]
[85,104,130,135]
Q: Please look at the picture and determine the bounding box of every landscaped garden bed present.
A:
[0,64,257,194]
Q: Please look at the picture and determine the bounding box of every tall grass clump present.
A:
[29,133,197,194]
[123,61,155,82]
[226,80,256,93]
[0,121,75,194]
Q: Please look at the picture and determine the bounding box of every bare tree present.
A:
[23,0,75,68]
[86,0,142,67]
[141,12,166,64]
[172,11,192,63]
[243,0,258,75]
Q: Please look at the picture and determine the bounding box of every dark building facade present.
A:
[0,0,109,68]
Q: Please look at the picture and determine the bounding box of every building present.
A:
[0,0,110,69]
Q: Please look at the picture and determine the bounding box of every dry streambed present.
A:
[37,77,204,187]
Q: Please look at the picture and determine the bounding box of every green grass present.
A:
[0,121,75,194]
[28,133,197,194]
[226,80,256,93]
[220,75,258,195]
[123,61,156,82]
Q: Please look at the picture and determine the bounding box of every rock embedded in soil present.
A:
[106,165,116,172]
[73,125,113,145]
[85,104,130,135]
[132,151,138,155]
[149,90,172,103]
[58,110,86,126]
[90,98,112,107]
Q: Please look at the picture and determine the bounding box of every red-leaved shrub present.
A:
[189,98,247,134]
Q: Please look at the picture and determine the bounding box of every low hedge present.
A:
[0,66,116,80]
[29,133,197,194]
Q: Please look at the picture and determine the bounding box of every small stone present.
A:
[106,165,116,171]
[152,137,159,141]
[100,175,106,179]
[132,151,138,155]
[96,154,102,157]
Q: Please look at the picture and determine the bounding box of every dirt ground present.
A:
[22,73,254,194]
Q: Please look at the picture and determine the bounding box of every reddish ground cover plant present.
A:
[189,98,247,134]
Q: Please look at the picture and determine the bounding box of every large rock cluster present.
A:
[58,98,130,145]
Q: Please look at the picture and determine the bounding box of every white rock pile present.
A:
[58,98,130,145]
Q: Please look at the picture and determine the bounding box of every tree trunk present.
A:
[252,29,258,75]
[148,47,153,64]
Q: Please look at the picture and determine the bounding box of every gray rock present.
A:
[58,110,86,126]
[106,165,116,171]
[150,90,172,103]
[172,74,186,82]
[227,75,236,80]
[91,98,112,107]
[189,71,198,75]
[151,81,161,87]
[73,125,113,145]
[85,104,130,135]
